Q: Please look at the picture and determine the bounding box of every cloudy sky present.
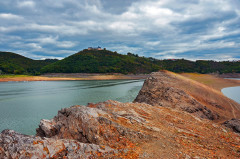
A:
[0,0,240,61]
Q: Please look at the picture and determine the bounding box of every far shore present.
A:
[1,72,240,92]
[181,73,240,91]
[0,73,149,82]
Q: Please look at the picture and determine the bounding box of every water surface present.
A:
[222,78,240,104]
[0,80,144,135]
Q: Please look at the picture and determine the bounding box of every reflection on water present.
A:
[0,80,144,135]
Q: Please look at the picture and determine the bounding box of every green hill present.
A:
[154,59,240,74]
[1,50,239,75]
[40,49,160,74]
[0,51,58,75]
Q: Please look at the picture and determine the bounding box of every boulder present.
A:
[0,129,116,158]
[223,118,240,133]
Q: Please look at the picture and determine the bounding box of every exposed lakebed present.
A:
[0,80,144,135]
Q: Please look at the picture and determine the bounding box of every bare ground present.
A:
[180,73,240,91]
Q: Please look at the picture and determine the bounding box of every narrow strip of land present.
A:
[0,74,149,82]
[181,73,240,119]
[181,73,240,91]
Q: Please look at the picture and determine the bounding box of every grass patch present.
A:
[0,74,32,78]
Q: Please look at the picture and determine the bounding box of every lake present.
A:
[0,80,144,135]
[222,78,240,104]
[222,86,240,104]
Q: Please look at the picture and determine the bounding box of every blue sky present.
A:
[0,0,240,61]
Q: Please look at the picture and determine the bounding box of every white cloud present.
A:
[109,21,135,33]
[106,45,142,55]
[45,50,76,55]
[9,42,42,51]
[32,36,77,48]
[153,40,238,56]
[0,13,23,20]
[0,0,239,60]
[56,41,77,48]
[27,23,89,35]
[146,41,161,46]
[27,43,42,49]
[17,1,35,8]
[34,36,58,44]
[0,34,22,44]
[0,27,9,32]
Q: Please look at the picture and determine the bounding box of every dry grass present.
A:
[164,71,240,122]
[180,72,240,91]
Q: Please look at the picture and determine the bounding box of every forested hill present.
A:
[40,49,160,74]
[0,50,240,75]
[0,51,58,75]
[153,59,240,74]
[40,49,240,74]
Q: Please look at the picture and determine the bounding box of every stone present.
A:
[223,118,240,133]
[0,129,117,158]
[134,71,220,120]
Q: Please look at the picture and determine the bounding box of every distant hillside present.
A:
[0,52,58,75]
[153,59,240,74]
[40,49,160,74]
[1,50,239,75]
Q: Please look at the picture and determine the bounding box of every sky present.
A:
[0,0,240,61]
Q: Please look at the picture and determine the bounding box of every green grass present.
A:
[0,74,32,78]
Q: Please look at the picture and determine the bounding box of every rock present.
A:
[134,71,220,120]
[1,100,240,158]
[223,118,240,133]
[36,119,57,137]
[0,129,117,158]
[36,101,152,147]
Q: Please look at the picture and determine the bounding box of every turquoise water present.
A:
[222,78,240,104]
[0,80,144,135]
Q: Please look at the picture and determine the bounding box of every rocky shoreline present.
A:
[1,71,240,158]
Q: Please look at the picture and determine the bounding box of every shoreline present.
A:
[1,73,240,92]
[0,74,149,82]
[181,73,240,106]
[181,73,240,91]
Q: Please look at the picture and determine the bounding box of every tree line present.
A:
[0,50,239,75]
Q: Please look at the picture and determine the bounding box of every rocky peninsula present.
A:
[1,71,240,158]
